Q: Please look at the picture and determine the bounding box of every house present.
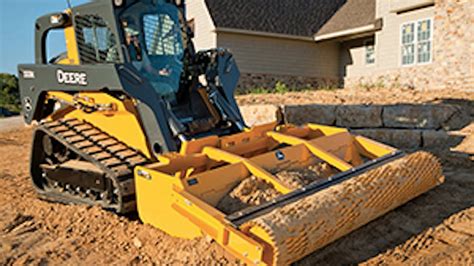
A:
[187,0,473,90]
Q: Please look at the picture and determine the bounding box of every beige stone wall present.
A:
[468,0,474,89]
[345,0,474,90]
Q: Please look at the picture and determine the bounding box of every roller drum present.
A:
[244,151,444,265]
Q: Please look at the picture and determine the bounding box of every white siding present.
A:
[343,2,435,78]
[340,38,377,78]
[375,3,434,71]
[217,32,340,78]
[186,0,216,50]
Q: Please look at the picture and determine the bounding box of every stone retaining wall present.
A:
[240,103,472,150]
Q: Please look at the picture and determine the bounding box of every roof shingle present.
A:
[204,0,347,37]
[316,0,376,37]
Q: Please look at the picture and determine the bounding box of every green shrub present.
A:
[0,73,21,115]
[240,87,271,95]
[239,80,342,95]
[274,81,289,94]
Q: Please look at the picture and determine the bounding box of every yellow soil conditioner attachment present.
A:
[135,123,444,265]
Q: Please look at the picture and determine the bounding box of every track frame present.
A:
[30,118,148,213]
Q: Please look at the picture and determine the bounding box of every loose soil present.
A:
[274,162,336,189]
[237,87,474,106]
[216,176,282,214]
[0,129,236,265]
[1,88,473,265]
[216,162,336,214]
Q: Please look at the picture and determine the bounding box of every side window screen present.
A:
[143,14,183,56]
[75,15,119,64]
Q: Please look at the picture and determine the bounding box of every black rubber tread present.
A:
[36,118,149,213]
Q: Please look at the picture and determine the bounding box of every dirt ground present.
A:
[236,87,474,106]
[1,88,473,265]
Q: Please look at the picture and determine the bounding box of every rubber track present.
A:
[243,151,444,265]
[39,118,149,213]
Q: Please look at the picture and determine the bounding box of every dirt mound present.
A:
[237,87,474,106]
[274,162,335,189]
[216,162,335,214]
[216,176,282,214]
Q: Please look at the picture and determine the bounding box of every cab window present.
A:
[143,13,183,56]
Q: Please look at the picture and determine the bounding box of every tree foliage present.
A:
[0,73,21,114]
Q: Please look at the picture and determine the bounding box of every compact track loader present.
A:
[18,0,444,265]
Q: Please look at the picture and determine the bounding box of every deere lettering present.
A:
[56,69,88,86]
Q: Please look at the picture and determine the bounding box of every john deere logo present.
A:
[56,69,88,86]
[275,150,285,161]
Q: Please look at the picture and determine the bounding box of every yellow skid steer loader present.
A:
[18,0,444,265]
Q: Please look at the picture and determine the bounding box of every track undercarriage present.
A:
[30,118,148,213]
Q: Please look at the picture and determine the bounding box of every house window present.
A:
[401,18,432,66]
[417,19,432,63]
[401,23,415,65]
[365,39,375,65]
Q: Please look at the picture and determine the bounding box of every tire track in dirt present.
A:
[0,129,235,265]
[363,207,474,265]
